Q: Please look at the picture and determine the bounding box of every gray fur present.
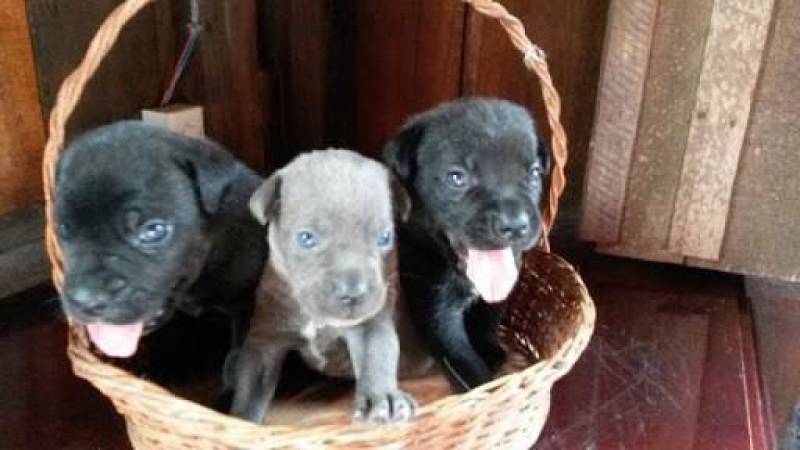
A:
[229,149,426,424]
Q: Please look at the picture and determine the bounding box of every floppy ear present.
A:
[537,134,552,177]
[173,142,239,215]
[382,122,425,182]
[536,130,552,196]
[389,173,412,222]
[249,173,281,225]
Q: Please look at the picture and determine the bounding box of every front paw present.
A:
[353,389,417,424]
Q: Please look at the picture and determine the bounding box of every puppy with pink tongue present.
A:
[54,122,267,360]
[384,98,549,390]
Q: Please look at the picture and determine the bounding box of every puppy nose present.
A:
[105,276,127,293]
[493,209,530,241]
[65,286,110,314]
[334,272,368,305]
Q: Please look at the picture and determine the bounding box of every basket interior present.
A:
[69,248,590,430]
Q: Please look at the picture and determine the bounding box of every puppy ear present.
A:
[382,122,425,182]
[538,134,552,176]
[249,173,281,225]
[389,173,412,222]
[173,141,239,215]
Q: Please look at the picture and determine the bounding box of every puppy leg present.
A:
[429,280,493,391]
[229,342,288,424]
[465,301,507,373]
[345,316,417,424]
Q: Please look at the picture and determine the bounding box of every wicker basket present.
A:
[42,1,596,448]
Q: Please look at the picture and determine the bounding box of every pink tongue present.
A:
[465,248,518,303]
[85,322,144,358]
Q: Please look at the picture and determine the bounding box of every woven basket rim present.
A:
[68,251,595,446]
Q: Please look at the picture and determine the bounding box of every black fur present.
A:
[383,98,550,390]
[55,121,267,351]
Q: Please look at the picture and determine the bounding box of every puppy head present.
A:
[384,98,549,301]
[55,121,241,357]
[250,149,409,327]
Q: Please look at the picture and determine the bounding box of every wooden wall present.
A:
[5,0,609,232]
[262,0,610,218]
[580,0,799,282]
[0,1,46,215]
[26,0,265,172]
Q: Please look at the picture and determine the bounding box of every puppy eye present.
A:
[529,164,541,177]
[297,231,318,249]
[137,220,173,246]
[57,223,70,240]
[446,170,468,189]
[377,229,393,248]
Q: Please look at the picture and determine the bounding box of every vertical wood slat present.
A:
[0,0,46,215]
[354,0,466,157]
[668,0,776,261]
[686,0,800,282]
[579,0,659,244]
[608,0,715,257]
[182,0,266,172]
[27,1,167,138]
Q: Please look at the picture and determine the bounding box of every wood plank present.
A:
[747,277,800,446]
[262,0,465,164]
[174,0,266,172]
[740,305,774,450]
[686,0,800,282]
[0,206,48,299]
[578,0,658,244]
[463,0,611,214]
[693,295,754,448]
[614,0,714,255]
[354,0,466,157]
[0,0,46,215]
[27,1,168,139]
[668,0,776,261]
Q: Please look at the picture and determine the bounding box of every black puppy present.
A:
[55,121,266,358]
[383,98,549,390]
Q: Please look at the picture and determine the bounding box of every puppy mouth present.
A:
[447,233,524,303]
[67,294,174,358]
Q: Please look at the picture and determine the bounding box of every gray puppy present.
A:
[384,98,550,390]
[55,121,266,358]
[229,149,421,424]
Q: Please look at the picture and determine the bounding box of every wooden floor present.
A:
[0,252,778,449]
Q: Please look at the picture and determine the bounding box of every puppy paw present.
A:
[353,389,417,424]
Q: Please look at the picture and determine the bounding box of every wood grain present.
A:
[748,277,800,447]
[579,0,658,244]
[354,0,466,157]
[613,0,715,256]
[173,0,266,172]
[668,0,776,261]
[687,0,800,282]
[262,0,465,164]
[27,0,167,138]
[538,257,765,449]
[0,0,46,215]
[463,0,611,216]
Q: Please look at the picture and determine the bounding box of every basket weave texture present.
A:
[42,1,596,448]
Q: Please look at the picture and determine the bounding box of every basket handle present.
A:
[43,0,155,290]
[463,0,568,252]
[42,0,567,291]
